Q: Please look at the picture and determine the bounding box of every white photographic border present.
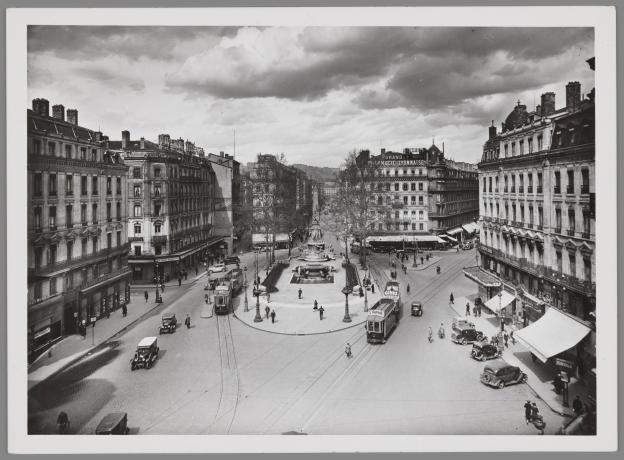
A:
[6,6,617,453]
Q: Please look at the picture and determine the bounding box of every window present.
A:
[520,205,524,223]
[33,173,43,196]
[154,185,161,196]
[92,203,98,224]
[378,223,383,231]
[134,184,142,197]
[49,206,57,229]
[50,277,57,295]
[80,147,86,160]
[154,167,161,178]
[556,251,563,272]
[134,204,142,217]
[49,244,57,264]
[394,183,399,191]
[106,203,112,222]
[583,211,590,236]
[403,196,408,205]
[419,210,424,219]
[418,196,423,205]
[418,182,423,191]
[49,174,57,196]
[81,238,87,256]
[79,175,86,195]
[567,170,575,194]
[394,211,399,218]
[134,245,142,256]
[538,207,543,227]
[116,177,122,195]
[66,205,73,227]
[48,142,56,156]
[519,140,524,155]
[569,253,576,277]
[106,177,112,194]
[154,222,161,233]
[107,233,112,249]
[65,175,73,195]
[81,204,87,225]
[91,149,97,161]
[528,137,533,153]
[412,223,416,230]
[67,240,73,260]
[528,206,534,225]
[134,223,141,235]
[133,167,141,178]
[584,258,592,283]
[537,135,543,151]
[581,169,590,193]
[483,178,486,192]
[33,207,42,230]
[403,222,408,231]
[504,144,509,157]
[568,209,575,232]
[116,230,121,247]
[411,183,416,191]
[555,208,562,231]
[419,223,424,230]
[410,196,416,204]
[511,142,516,155]
[33,139,41,154]
[154,203,161,217]
[92,176,98,195]
[92,236,98,253]
[488,177,492,192]
[65,144,72,159]
[155,245,162,255]
[385,183,390,191]
[554,171,561,193]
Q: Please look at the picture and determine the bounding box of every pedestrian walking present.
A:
[504,331,509,348]
[267,292,271,303]
[524,400,532,424]
[195,267,198,276]
[345,343,352,358]
[204,293,209,304]
[144,290,149,302]
[406,284,410,294]
[161,283,165,293]
[427,326,434,343]
[270,309,276,324]
[178,277,182,287]
[57,411,70,434]
[313,299,318,310]
[298,288,302,299]
[449,293,454,304]
[184,270,188,280]
[265,305,270,319]
[421,256,424,265]
[478,304,482,317]
[122,304,127,317]
[371,284,375,294]
[319,306,325,320]
[572,396,583,416]
[184,314,191,329]
[510,330,515,345]
[472,305,477,316]
[466,302,471,316]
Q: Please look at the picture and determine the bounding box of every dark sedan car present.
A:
[471,341,500,361]
[451,325,484,345]
[480,359,527,389]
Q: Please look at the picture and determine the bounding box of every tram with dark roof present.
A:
[366,281,403,343]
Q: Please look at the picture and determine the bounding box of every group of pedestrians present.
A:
[465,301,482,317]
[264,305,277,323]
[313,299,325,320]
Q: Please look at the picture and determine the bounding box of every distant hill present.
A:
[292,164,339,183]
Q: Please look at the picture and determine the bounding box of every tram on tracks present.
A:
[366,281,403,343]
[213,269,244,315]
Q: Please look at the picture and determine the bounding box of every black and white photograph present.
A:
[6,6,617,454]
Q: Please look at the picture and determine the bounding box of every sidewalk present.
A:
[449,296,576,417]
[28,292,167,390]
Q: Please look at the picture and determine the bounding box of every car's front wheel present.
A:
[498,381,505,389]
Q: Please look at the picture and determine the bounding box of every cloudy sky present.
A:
[28,26,594,167]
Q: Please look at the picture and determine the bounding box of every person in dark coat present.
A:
[265,305,270,319]
[270,309,276,324]
[572,396,583,416]
[178,277,182,287]
[184,314,191,329]
[465,302,471,316]
[524,400,532,424]
[371,283,375,294]
[319,306,325,320]
[449,293,454,304]
[122,304,127,317]
[504,331,509,348]
[298,288,302,299]
[313,300,318,310]
[144,290,149,302]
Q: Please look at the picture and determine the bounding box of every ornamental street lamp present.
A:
[342,285,352,323]
[254,250,263,322]
[243,266,249,312]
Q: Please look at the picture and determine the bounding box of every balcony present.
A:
[582,231,590,239]
[554,227,561,234]
[567,186,575,194]
[79,267,131,291]
[128,236,144,242]
[567,229,575,236]
[554,185,561,194]
[528,186,533,193]
[537,186,543,194]
[152,235,168,244]
[581,184,590,194]
[526,223,533,229]
[537,224,543,230]
[28,243,130,277]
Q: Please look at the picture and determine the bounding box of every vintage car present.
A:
[462,241,474,250]
[95,412,129,435]
[451,325,484,345]
[130,337,159,370]
[471,341,500,361]
[209,263,226,274]
[410,301,423,317]
[480,359,527,389]
[159,313,177,334]
[452,316,475,331]
[224,256,241,266]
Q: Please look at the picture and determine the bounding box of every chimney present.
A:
[66,109,78,125]
[220,151,225,157]
[566,81,581,112]
[52,104,65,121]
[489,120,497,140]
[535,104,541,116]
[540,92,555,117]
[140,137,145,149]
[158,134,170,148]
[94,131,102,142]
[381,148,385,154]
[32,98,50,117]
[121,130,130,149]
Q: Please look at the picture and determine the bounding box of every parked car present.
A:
[452,316,475,330]
[462,241,474,250]
[159,313,177,334]
[471,341,500,361]
[451,325,484,345]
[480,359,527,389]
[209,263,226,274]
[224,256,240,266]
[130,337,159,370]
[95,412,129,435]
[410,301,423,317]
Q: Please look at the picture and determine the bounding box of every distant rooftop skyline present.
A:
[28,26,594,167]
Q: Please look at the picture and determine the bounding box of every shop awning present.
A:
[441,234,458,243]
[252,233,289,244]
[462,222,480,234]
[485,290,515,314]
[514,308,592,363]
[463,266,502,288]
[447,227,463,236]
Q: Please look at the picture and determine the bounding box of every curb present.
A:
[28,298,169,391]
[232,310,367,336]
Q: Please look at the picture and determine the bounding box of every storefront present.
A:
[28,296,65,363]
[462,265,502,304]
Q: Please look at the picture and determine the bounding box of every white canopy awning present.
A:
[252,233,290,244]
[367,235,444,243]
[514,308,592,363]
[485,290,515,314]
[462,222,480,234]
[447,226,463,236]
[441,234,458,243]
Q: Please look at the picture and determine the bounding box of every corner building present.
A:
[467,68,596,381]
[27,99,131,362]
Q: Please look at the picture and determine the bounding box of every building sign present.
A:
[368,310,385,317]
[555,358,575,371]
[34,327,51,340]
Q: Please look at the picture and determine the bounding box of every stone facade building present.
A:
[466,62,595,379]
[111,132,223,282]
[27,99,131,362]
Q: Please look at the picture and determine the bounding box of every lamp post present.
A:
[364,265,369,312]
[342,286,352,323]
[243,266,249,312]
[254,250,262,322]
[498,291,503,331]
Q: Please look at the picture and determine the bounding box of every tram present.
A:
[366,281,403,343]
[214,281,234,315]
